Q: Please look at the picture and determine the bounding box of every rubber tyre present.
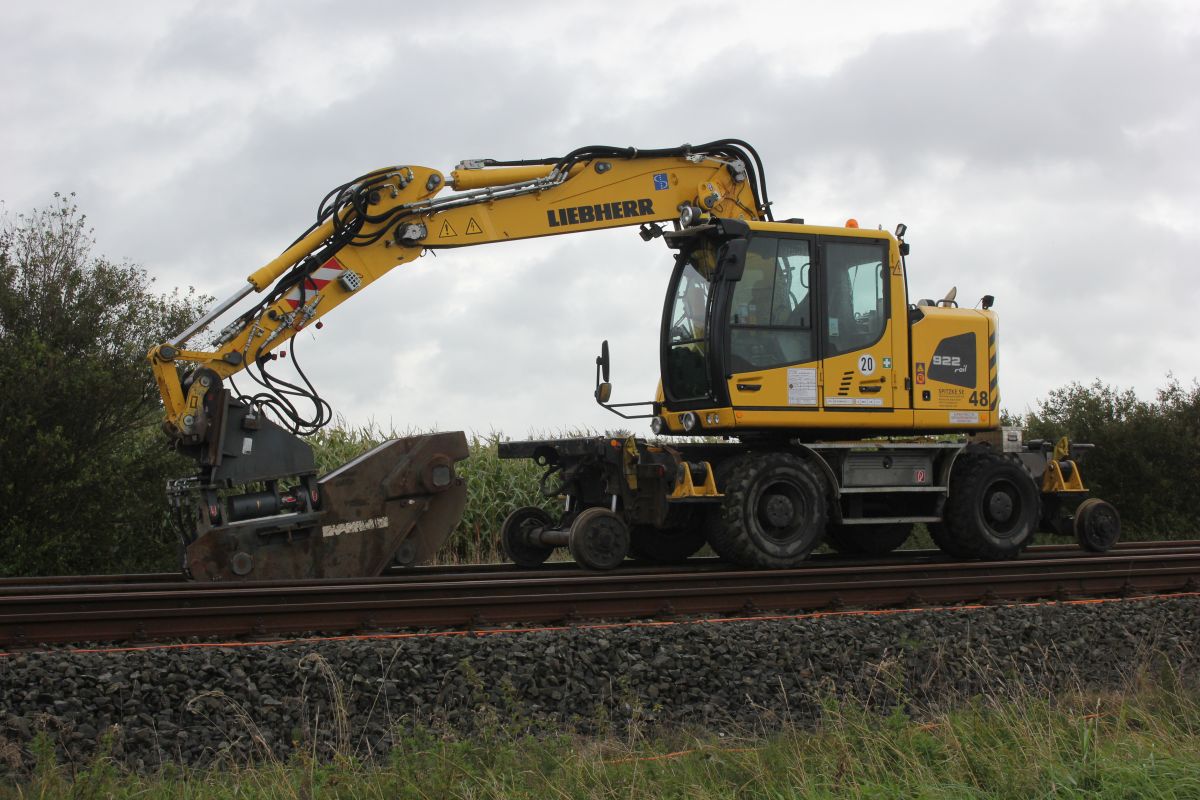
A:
[501,506,555,568]
[927,522,976,558]
[705,452,828,568]
[826,523,912,556]
[942,453,1040,560]
[629,521,707,563]
[1074,497,1121,552]
[569,507,631,570]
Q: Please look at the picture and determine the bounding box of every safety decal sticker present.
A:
[282,257,345,309]
[825,397,883,407]
[915,362,926,385]
[653,173,669,191]
[882,357,892,369]
[787,367,818,406]
[438,219,457,238]
[858,355,875,376]
[465,218,483,235]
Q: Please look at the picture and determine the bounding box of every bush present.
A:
[0,195,208,575]
[1021,377,1200,536]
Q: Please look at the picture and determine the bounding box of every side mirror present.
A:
[598,340,610,383]
[594,340,612,405]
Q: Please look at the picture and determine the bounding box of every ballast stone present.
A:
[0,597,1197,771]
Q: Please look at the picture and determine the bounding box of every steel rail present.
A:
[1,539,1196,593]
[1,542,1199,647]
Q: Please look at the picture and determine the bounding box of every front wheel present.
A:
[501,506,555,568]
[629,520,707,564]
[705,452,828,568]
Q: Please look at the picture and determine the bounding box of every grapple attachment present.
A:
[184,431,469,581]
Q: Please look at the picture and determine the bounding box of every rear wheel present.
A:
[928,522,976,558]
[941,453,1040,560]
[826,523,911,556]
[706,452,828,568]
[1074,497,1121,552]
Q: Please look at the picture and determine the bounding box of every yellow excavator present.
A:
[149,140,1119,580]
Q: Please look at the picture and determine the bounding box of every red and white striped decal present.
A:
[283,257,345,309]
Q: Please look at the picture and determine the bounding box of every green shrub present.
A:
[1020,377,1200,536]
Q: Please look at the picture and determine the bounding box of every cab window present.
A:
[822,241,888,357]
[664,249,716,401]
[728,237,813,372]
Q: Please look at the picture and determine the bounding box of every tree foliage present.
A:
[1021,377,1200,536]
[0,195,209,575]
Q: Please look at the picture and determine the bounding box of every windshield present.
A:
[664,243,717,402]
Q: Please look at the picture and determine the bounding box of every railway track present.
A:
[1,540,1198,648]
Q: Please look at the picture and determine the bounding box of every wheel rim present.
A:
[980,478,1024,538]
[572,510,630,569]
[1085,505,1120,547]
[587,518,623,560]
[753,479,808,543]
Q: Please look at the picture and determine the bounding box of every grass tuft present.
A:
[9,675,1200,798]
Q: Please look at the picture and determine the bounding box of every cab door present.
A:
[818,238,895,411]
[723,235,819,410]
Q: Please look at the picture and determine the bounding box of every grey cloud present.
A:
[4,1,1199,434]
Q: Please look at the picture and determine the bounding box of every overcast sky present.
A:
[3,0,1198,438]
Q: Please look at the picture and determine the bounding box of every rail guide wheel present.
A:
[501,506,555,568]
[1074,497,1121,552]
[568,507,630,570]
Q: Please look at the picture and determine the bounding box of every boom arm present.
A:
[149,141,770,444]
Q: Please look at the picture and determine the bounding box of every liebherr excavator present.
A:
[149,140,1119,581]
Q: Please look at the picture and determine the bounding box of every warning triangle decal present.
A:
[439,220,457,238]
[465,218,483,235]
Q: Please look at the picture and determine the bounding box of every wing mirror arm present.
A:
[592,339,656,419]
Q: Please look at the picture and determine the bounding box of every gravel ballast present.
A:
[2,596,1198,771]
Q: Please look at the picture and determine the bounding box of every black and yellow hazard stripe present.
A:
[988,328,999,410]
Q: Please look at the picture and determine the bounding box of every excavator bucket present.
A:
[184,432,469,581]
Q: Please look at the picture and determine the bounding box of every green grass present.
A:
[9,679,1200,798]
